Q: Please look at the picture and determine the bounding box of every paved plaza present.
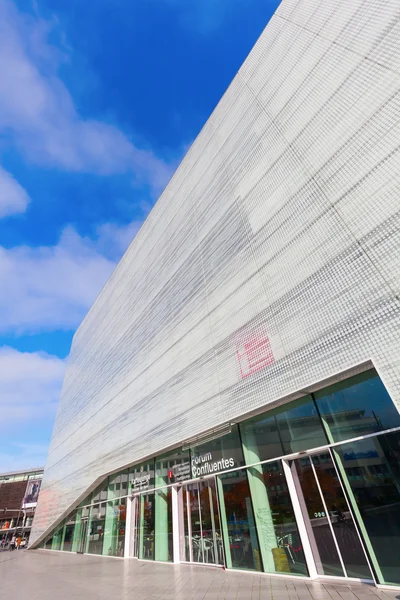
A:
[0,551,399,600]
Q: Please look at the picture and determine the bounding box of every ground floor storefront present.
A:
[38,368,400,588]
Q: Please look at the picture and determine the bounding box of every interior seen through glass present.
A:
[292,452,371,579]
[38,370,400,586]
[183,479,224,565]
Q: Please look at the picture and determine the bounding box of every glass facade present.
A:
[218,469,260,571]
[240,396,327,462]
[250,461,308,576]
[335,431,400,586]
[38,370,400,586]
[314,371,400,443]
[138,492,155,560]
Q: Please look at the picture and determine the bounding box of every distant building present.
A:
[0,468,43,544]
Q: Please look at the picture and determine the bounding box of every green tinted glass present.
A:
[335,431,400,585]
[315,371,400,443]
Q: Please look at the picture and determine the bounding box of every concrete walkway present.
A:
[1,550,399,600]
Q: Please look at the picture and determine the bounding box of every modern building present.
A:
[30,0,400,589]
[0,468,44,545]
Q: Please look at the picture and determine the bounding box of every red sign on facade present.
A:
[236,334,274,379]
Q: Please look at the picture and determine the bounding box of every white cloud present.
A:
[0,0,171,192]
[93,221,143,260]
[0,165,30,218]
[0,221,141,334]
[0,346,65,421]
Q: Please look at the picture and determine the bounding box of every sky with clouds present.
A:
[0,0,280,472]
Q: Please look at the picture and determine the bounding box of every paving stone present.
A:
[1,551,399,600]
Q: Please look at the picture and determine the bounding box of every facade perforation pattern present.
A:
[31,0,400,547]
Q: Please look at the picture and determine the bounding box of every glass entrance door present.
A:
[77,517,88,554]
[182,478,224,566]
[290,451,372,580]
[131,496,140,558]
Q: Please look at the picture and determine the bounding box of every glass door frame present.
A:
[178,474,225,568]
[128,494,140,558]
[76,517,88,554]
[283,448,375,583]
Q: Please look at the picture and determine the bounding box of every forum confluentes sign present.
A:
[191,451,235,478]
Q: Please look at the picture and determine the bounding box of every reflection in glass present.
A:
[315,371,400,443]
[87,503,106,555]
[108,471,129,499]
[182,480,224,565]
[191,425,244,476]
[218,469,261,571]
[51,526,63,551]
[249,461,307,576]
[336,432,400,585]
[139,493,155,560]
[91,480,108,504]
[187,484,203,563]
[155,448,190,486]
[103,498,126,557]
[130,461,155,495]
[310,454,371,578]
[240,396,327,463]
[62,514,76,552]
[200,480,224,565]
[293,457,344,577]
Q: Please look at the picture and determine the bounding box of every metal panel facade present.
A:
[31,0,400,546]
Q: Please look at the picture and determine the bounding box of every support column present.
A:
[216,477,232,569]
[241,426,278,573]
[124,497,133,558]
[319,409,383,583]
[154,489,169,561]
[71,510,82,552]
[138,496,145,559]
[60,524,67,551]
[172,486,180,563]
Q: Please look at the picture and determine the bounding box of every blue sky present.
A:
[0,0,280,471]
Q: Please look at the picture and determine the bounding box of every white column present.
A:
[124,497,133,558]
[282,459,318,579]
[172,486,180,563]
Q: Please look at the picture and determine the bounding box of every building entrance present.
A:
[290,450,372,580]
[77,517,88,554]
[180,478,224,566]
[131,491,155,560]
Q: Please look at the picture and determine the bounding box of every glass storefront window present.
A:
[191,425,244,479]
[108,470,129,499]
[335,431,400,585]
[43,536,53,549]
[240,396,327,464]
[182,479,224,565]
[91,480,109,504]
[87,503,106,555]
[248,461,308,576]
[61,514,76,552]
[130,460,155,495]
[314,370,400,443]
[103,498,126,557]
[138,492,155,560]
[217,469,261,571]
[51,525,63,551]
[155,448,191,486]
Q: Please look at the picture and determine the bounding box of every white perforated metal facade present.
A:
[31,0,400,547]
